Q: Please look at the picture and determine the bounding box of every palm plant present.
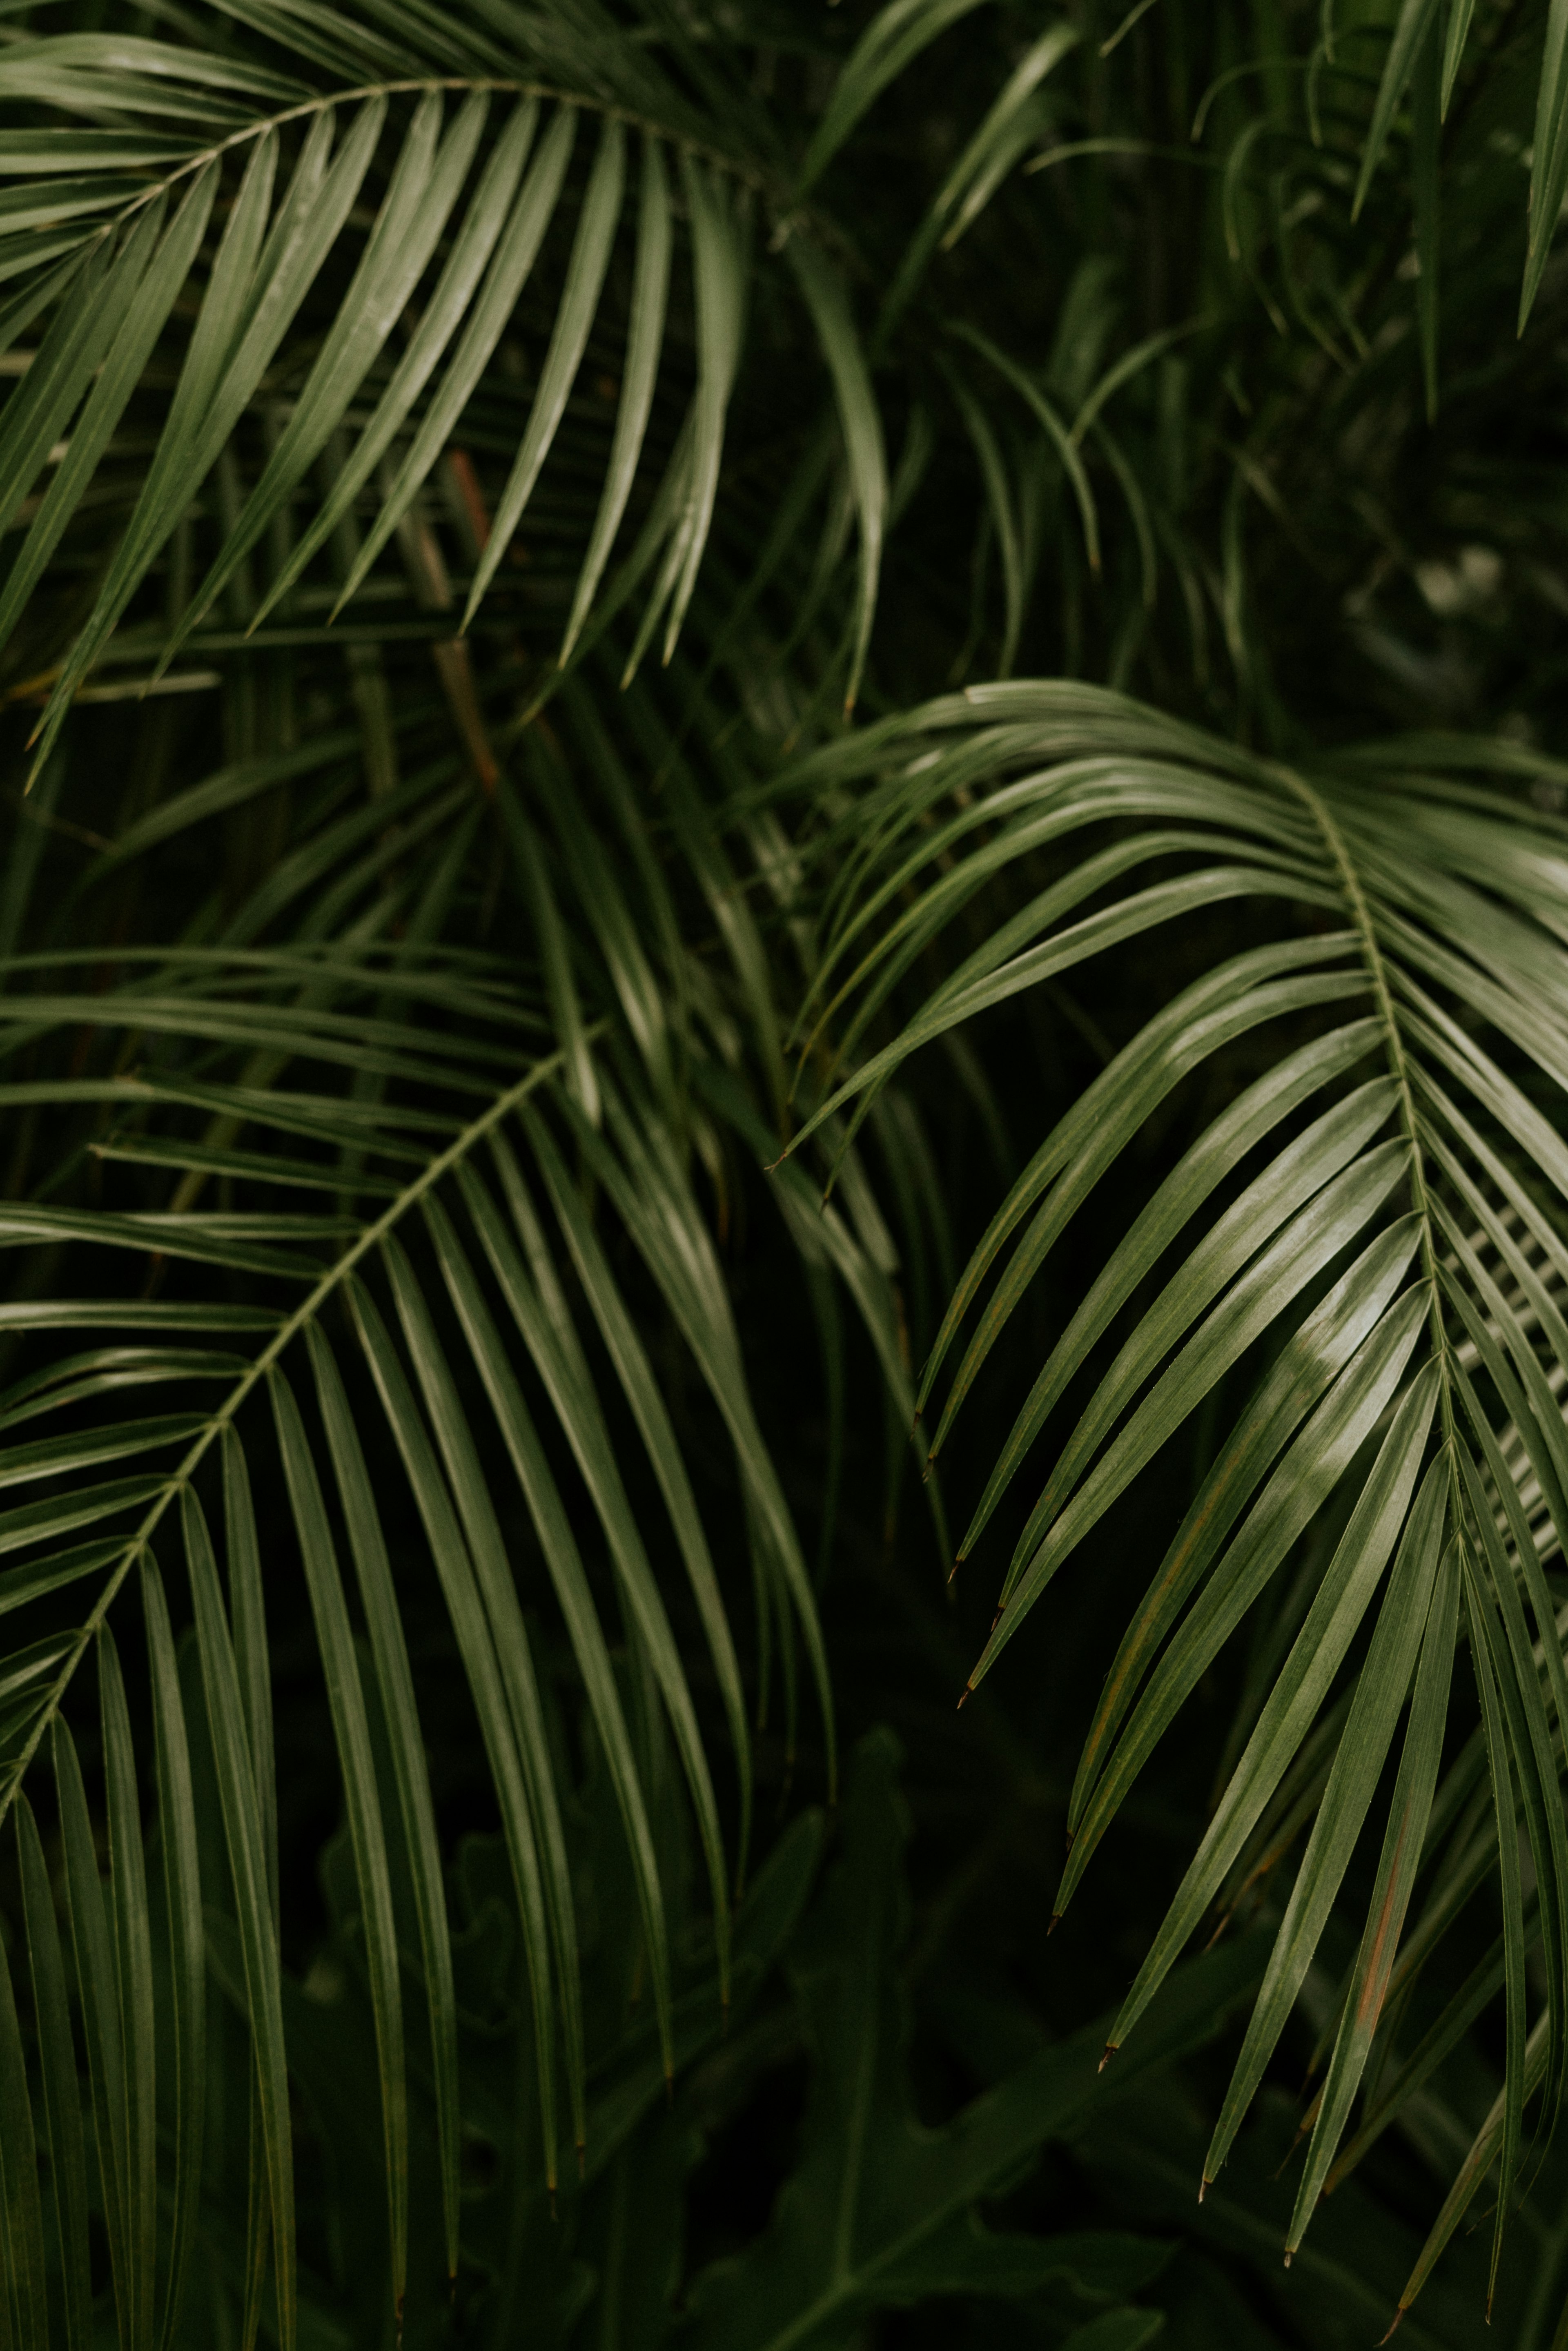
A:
[5,1,1568,2345]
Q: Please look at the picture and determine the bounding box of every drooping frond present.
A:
[0,4,892,758]
[780,678,1568,2310]
[0,557,976,2335]
[0,960,832,2340]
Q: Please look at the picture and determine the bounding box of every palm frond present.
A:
[0,923,840,2337]
[779,677,1568,2306]
[0,11,894,771]
[7,0,1568,2338]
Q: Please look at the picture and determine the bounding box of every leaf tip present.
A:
[1098,2041,1117,2074]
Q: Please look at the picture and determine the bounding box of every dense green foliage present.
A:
[6,1,1568,2344]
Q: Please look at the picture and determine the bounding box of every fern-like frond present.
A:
[0,907,848,2341]
[780,678,1568,2315]
[0,6,897,766]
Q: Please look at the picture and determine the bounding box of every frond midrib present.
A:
[1278,761,1466,1505]
[0,1030,590,1834]
[80,73,799,250]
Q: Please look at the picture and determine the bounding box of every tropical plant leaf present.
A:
[777,677,1568,2296]
[0,16,896,766]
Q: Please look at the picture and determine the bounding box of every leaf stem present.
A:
[97,77,783,238]
[1278,765,1460,1471]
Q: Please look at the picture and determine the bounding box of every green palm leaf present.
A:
[0,13,893,771]
[779,677,1568,2298]
[0,927,824,2333]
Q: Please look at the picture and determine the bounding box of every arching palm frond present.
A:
[0,967,828,2344]
[0,566,960,2339]
[780,679,1568,2319]
[0,0,889,770]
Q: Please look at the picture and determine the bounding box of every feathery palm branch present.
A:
[781,677,1568,2313]
[0,676,936,2338]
